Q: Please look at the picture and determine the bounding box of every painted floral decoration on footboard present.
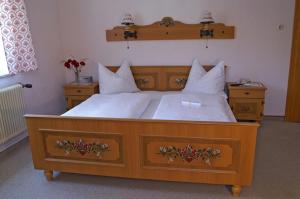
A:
[56,139,109,158]
[159,144,221,165]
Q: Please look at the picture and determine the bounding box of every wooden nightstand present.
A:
[64,82,99,110]
[227,83,267,122]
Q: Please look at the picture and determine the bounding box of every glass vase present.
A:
[74,71,80,83]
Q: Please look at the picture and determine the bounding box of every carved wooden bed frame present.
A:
[26,65,259,197]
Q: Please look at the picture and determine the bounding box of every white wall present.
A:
[0,0,293,116]
[58,0,295,116]
[0,0,65,114]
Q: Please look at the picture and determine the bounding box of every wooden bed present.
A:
[25,65,259,197]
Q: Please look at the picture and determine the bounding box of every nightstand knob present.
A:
[244,92,250,95]
[77,89,82,93]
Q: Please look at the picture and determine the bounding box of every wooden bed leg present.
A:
[44,170,53,181]
[232,185,242,197]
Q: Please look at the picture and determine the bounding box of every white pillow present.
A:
[98,60,140,94]
[183,61,225,94]
[184,59,207,87]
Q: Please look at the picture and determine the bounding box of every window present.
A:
[0,31,9,77]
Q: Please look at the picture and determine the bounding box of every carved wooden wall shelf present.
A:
[106,17,235,42]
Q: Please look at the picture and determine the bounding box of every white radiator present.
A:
[0,84,27,150]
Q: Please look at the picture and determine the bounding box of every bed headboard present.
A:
[107,65,218,91]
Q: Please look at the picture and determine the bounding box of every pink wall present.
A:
[58,0,295,116]
[0,0,65,114]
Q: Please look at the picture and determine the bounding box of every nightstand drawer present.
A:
[229,89,265,99]
[65,88,95,96]
[64,83,99,109]
[229,98,264,121]
[66,95,90,110]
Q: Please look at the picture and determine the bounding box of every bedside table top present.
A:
[64,82,99,89]
[227,82,267,91]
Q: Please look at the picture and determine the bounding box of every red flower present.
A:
[64,58,86,69]
[64,62,70,68]
[74,62,80,68]
[71,60,78,65]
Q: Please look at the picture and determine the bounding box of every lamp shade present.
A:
[200,11,215,24]
[121,13,135,26]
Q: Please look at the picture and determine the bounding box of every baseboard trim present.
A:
[0,130,28,152]
[263,116,285,121]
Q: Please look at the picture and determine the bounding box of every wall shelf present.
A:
[106,17,235,42]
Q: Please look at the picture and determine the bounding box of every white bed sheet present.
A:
[152,93,236,122]
[62,93,150,118]
[62,91,236,122]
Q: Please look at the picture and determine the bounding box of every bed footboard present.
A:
[26,115,259,196]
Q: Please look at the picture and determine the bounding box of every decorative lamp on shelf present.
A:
[121,13,135,26]
[200,11,215,48]
[200,11,215,24]
[121,13,137,49]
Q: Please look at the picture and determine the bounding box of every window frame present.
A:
[0,31,9,77]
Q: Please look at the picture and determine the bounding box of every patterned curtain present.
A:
[0,0,37,74]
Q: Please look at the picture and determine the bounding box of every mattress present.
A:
[63,91,236,122]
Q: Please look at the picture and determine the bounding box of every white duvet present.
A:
[63,91,236,122]
[63,93,150,118]
[153,93,236,122]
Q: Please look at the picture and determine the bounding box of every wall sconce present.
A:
[200,28,214,38]
[123,30,137,40]
[121,13,137,49]
[200,11,215,48]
